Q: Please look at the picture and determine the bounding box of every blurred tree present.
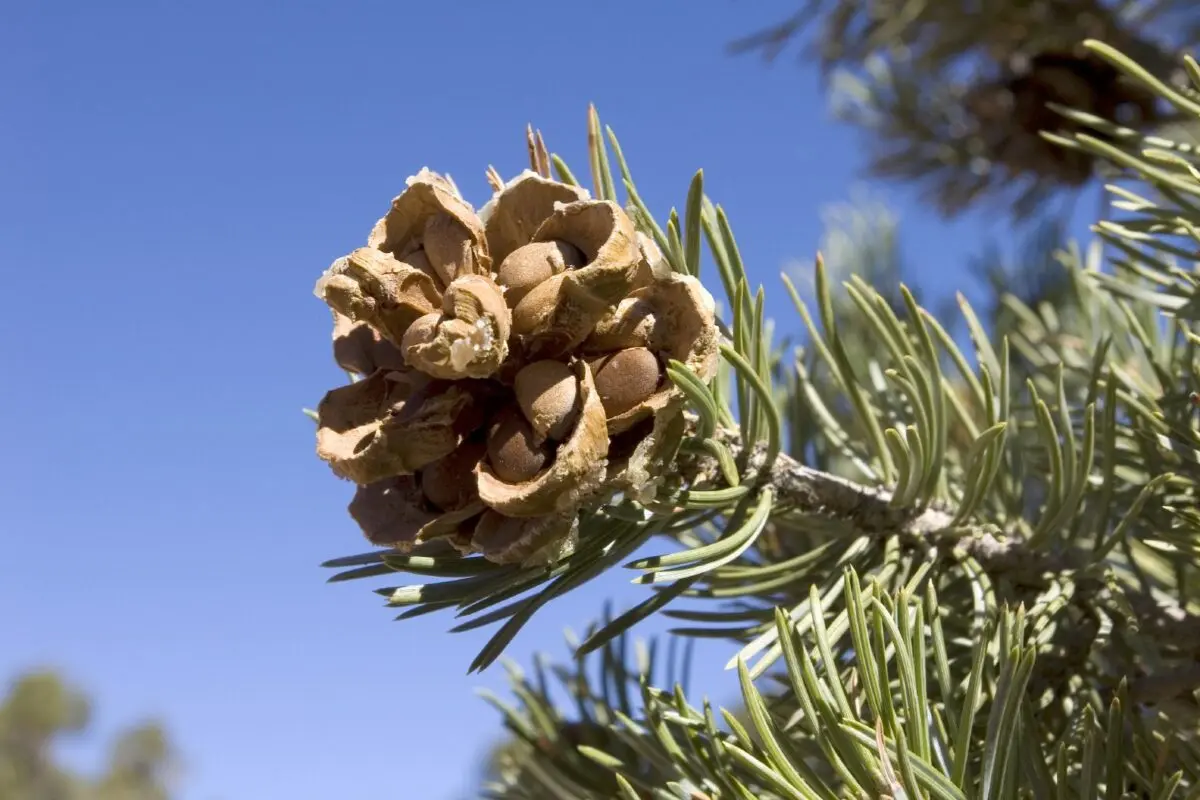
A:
[0,671,90,800]
[0,671,178,800]
[93,723,176,800]
[731,0,1200,218]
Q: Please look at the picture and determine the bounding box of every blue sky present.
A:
[2,2,1096,798]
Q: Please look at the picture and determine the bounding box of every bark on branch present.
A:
[686,437,1200,704]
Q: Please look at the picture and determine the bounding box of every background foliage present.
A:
[0,671,177,800]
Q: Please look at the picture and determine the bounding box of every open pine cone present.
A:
[313,169,719,565]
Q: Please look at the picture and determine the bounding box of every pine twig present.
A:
[688,431,1200,659]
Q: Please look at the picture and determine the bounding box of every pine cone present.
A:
[313,169,719,565]
[965,48,1162,186]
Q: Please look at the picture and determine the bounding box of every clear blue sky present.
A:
[2,2,1095,798]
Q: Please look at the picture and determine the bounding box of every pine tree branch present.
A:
[688,431,1200,664]
[692,431,1023,561]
